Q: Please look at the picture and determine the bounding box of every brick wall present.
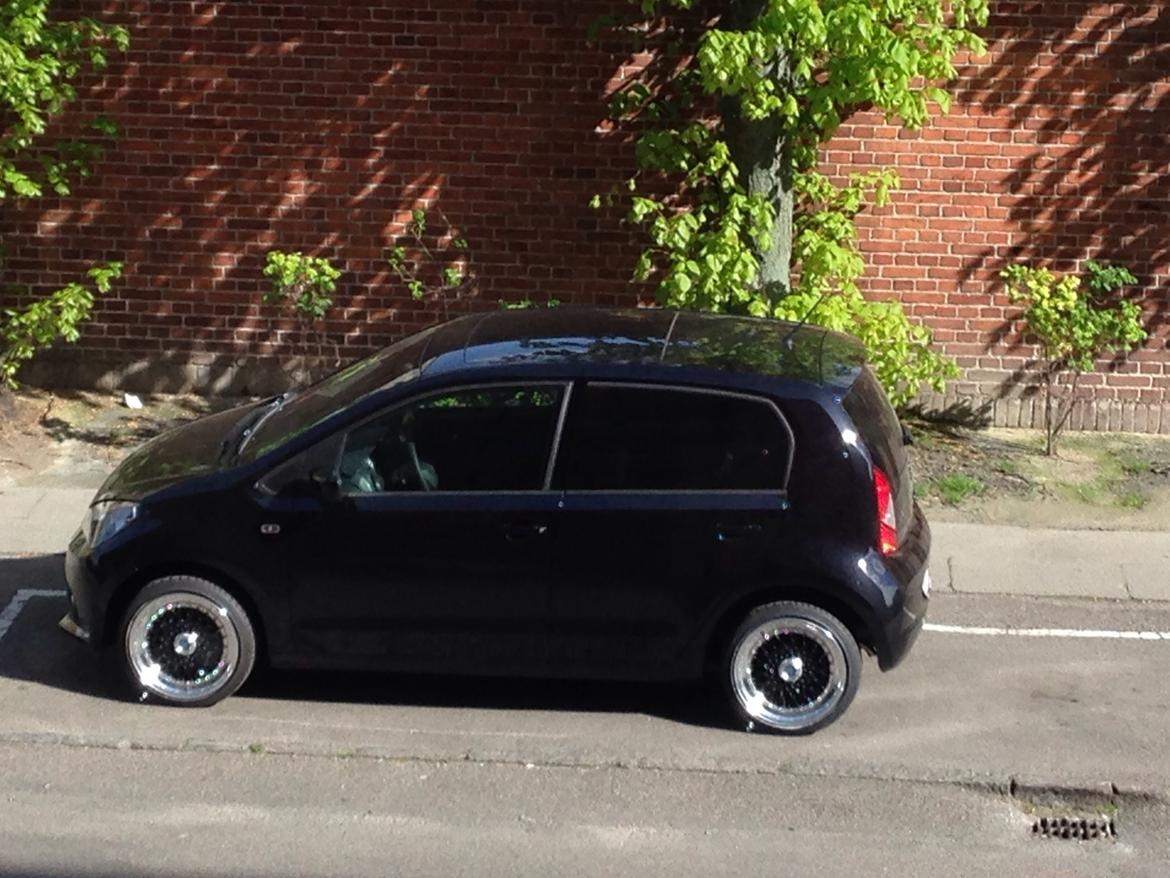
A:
[3,1,1169,429]
[824,1,1170,431]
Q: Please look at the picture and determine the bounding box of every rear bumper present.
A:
[870,503,931,671]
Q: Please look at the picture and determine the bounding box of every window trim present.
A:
[337,380,572,497]
[557,381,796,494]
[543,382,573,491]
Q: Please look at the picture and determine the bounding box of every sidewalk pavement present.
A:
[1,485,1168,602]
[931,522,1170,602]
[0,487,92,555]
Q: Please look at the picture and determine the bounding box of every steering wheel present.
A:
[399,410,435,492]
[406,439,432,492]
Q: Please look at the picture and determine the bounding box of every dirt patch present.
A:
[0,389,249,489]
[907,418,1170,530]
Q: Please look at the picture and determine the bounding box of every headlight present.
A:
[86,500,140,547]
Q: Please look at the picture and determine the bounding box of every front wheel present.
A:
[120,576,256,707]
[724,601,861,735]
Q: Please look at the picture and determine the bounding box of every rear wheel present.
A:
[120,576,256,707]
[724,600,861,734]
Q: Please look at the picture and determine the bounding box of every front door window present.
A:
[340,384,565,494]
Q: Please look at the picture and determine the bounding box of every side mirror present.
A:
[275,468,340,502]
[309,467,342,503]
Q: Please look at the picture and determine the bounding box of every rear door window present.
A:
[559,384,791,491]
[341,384,565,493]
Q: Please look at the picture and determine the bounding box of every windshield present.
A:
[238,325,439,462]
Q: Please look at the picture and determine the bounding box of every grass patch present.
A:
[248,742,266,754]
[923,473,985,505]
[1114,451,1152,476]
[991,457,1023,477]
[1072,478,1112,505]
[1118,490,1150,510]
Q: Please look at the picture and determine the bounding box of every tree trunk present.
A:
[1044,366,1054,456]
[720,0,795,305]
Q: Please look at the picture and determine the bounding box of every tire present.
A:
[119,575,257,707]
[723,600,861,735]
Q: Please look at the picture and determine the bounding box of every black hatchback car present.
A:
[64,308,931,734]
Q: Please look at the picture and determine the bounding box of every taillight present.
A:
[873,466,898,556]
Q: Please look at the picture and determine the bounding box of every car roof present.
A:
[416,307,865,392]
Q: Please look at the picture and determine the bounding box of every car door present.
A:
[545,382,794,678]
[260,382,570,674]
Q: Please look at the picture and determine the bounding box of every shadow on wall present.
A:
[2,1,649,394]
[953,1,1170,410]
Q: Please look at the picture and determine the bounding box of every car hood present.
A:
[95,402,258,501]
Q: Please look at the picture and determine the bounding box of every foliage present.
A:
[0,261,121,388]
[387,209,474,319]
[771,169,957,406]
[0,1,128,387]
[596,0,987,403]
[498,298,561,310]
[262,251,343,373]
[0,0,128,199]
[1000,260,1146,455]
[262,251,341,322]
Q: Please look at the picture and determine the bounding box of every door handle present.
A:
[715,522,763,542]
[506,521,549,541]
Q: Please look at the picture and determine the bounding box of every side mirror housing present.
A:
[274,468,340,502]
[309,468,342,503]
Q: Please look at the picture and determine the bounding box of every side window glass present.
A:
[562,385,788,491]
[341,385,564,493]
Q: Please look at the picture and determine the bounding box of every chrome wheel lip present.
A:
[730,617,848,732]
[125,592,240,703]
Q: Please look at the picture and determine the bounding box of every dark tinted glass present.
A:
[241,325,440,461]
[341,385,564,493]
[561,385,788,491]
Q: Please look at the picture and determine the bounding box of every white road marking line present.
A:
[924,622,1170,641]
[0,589,67,645]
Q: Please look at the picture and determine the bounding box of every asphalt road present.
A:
[1,553,1169,876]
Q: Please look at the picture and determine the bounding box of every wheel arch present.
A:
[702,582,875,675]
[103,562,270,664]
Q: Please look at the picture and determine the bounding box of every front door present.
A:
[273,383,569,674]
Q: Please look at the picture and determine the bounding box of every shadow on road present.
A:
[0,554,725,730]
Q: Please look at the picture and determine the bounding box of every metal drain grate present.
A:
[1032,816,1116,840]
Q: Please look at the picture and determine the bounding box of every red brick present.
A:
[0,0,1165,417]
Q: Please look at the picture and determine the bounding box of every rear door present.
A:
[544,382,794,678]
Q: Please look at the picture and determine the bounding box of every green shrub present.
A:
[262,251,342,374]
[1001,260,1145,455]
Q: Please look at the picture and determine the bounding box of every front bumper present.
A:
[58,610,90,642]
[64,527,105,647]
